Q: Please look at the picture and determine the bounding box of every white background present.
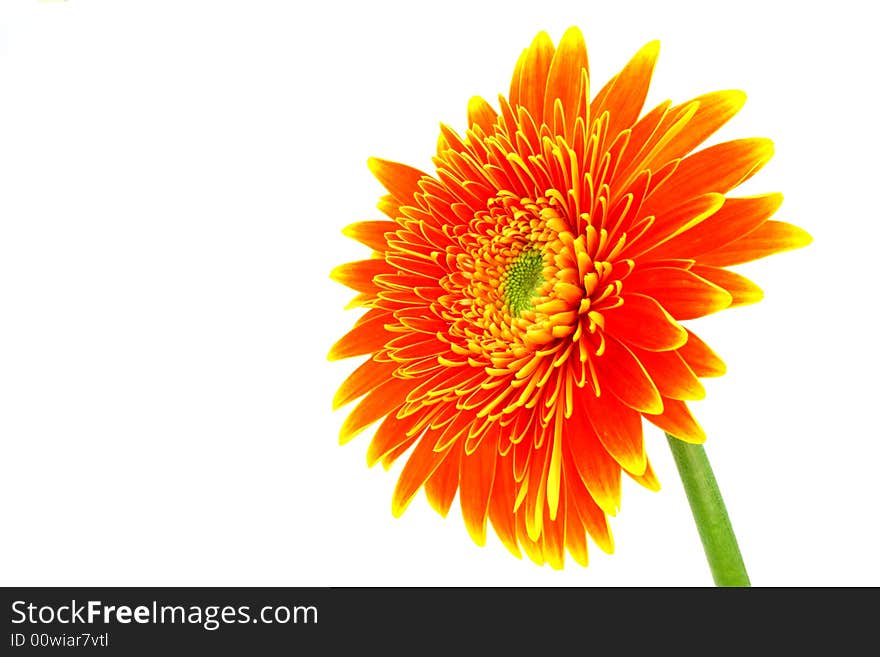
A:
[1,0,876,587]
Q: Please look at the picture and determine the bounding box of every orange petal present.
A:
[392,435,455,517]
[327,310,392,361]
[339,375,414,444]
[515,501,547,566]
[591,40,660,139]
[366,411,419,467]
[580,382,648,475]
[430,408,478,452]
[543,26,589,135]
[333,357,400,410]
[385,331,443,362]
[459,427,499,546]
[649,90,747,167]
[691,265,764,307]
[564,404,622,516]
[632,347,706,401]
[611,101,697,194]
[424,440,463,517]
[626,456,661,491]
[376,194,401,219]
[341,220,396,252]
[697,220,813,266]
[367,157,429,205]
[605,292,687,352]
[566,477,614,555]
[596,336,663,415]
[467,96,498,134]
[329,259,390,293]
[488,453,522,560]
[679,329,726,378]
[626,266,732,320]
[627,193,725,258]
[619,100,672,172]
[644,138,774,215]
[524,439,552,542]
[516,31,555,123]
[541,492,565,569]
[562,477,590,567]
[644,397,706,443]
[647,193,783,261]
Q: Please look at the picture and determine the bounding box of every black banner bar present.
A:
[0,586,867,653]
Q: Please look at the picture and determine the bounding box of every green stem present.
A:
[665,434,750,587]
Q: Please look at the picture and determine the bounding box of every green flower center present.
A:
[503,249,546,316]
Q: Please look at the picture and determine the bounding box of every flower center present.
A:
[438,191,628,386]
[502,249,546,316]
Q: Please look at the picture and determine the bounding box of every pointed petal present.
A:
[515,502,547,566]
[567,479,614,555]
[644,138,774,214]
[626,266,732,320]
[339,375,414,444]
[626,456,661,491]
[611,101,698,194]
[691,265,764,307]
[516,31,555,122]
[392,436,454,517]
[543,26,589,132]
[649,90,747,166]
[522,441,550,543]
[333,357,400,410]
[424,440,462,517]
[647,193,783,261]
[341,220,396,252]
[679,329,726,378]
[507,47,528,109]
[605,292,687,352]
[580,383,648,476]
[329,259,390,293]
[627,193,725,258]
[698,220,813,266]
[633,347,706,401]
[596,336,664,415]
[366,411,419,467]
[376,194,401,219]
[565,403,622,516]
[645,397,706,443]
[541,494,566,569]
[459,427,499,546]
[591,41,660,137]
[562,478,590,567]
[467,96,498,134]
[327,311,392,361]
[488,453,522,559]
[367,157,429,205]
[344,293,372,310]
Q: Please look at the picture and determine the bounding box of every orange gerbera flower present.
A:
[329,27,810,568]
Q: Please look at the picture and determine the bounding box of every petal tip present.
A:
[640,39,661,60]
[390,495,410,519]
[793,226,814,248]
[721,88,747,110]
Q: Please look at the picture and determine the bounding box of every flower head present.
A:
[329,27,810,568]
